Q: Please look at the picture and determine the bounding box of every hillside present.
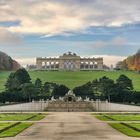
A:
[0,51,20,71]
[1,71,140,92]
[116,50,140,71]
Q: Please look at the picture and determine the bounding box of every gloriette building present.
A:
[36,52,103,71]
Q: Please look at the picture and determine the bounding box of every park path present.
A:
[2,112,140,140]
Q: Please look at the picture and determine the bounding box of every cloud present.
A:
[15,57,36,67]
[89,37,128,48]
[0,27,23,45]
[91,55,126,66]
[0,0,140,36]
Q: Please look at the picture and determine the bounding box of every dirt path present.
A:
[2,112,140,140]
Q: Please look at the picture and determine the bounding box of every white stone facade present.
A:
[36,52,103,71]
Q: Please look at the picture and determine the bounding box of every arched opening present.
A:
[42,62,45,69]
[68,97,72,102]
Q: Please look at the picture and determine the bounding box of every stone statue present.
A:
[51,96,55,101]
[84,96,90,102]
[67,90,75,96]
[77,96,82,101]
[59,97,63,101]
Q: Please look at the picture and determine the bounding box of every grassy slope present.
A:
[0,70,140,91]
[0,71,11,92]
[29,71,140,90]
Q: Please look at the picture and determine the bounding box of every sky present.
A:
[0,0,140,67]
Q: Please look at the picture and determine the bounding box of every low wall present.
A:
[0,102,48,112]
[92,101,140,112]
[0,101,140,112]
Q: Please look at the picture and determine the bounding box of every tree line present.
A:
[0,68,140,104]
[73,75,140,104]
[0,68,69,103]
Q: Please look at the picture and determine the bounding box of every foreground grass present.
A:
[129,123,140,130]
[0,123,32,138]
[95,115,112,121]
[29,114,45,121]
[0,113,46,121]
[0,70,140,91]
[107,115,140,121]
[0,114,35,121]
[0,113,46,138]
[110,123,140,137]
[0,123,15,131]
[95,114,140,121]
[95,113,140,137]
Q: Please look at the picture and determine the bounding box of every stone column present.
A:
[59,59,64,71]
[45,62,47,69]
[49,61,51,70]
[36,58,42,70]
[75,59,80,71]
[54,61,56,70]
[88,61,90,70]
[84,61,86,70]
[97,62,103,70]
[92,62,95,70]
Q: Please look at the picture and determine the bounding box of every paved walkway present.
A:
[2,112,140,140]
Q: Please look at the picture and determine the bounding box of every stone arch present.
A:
[42,62,45,69]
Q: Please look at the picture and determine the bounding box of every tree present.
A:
[35,78,42,88]
[116,75,133,103]
[5,72,19,91]
[43,82,51,93]
[73,82,94,98]
[133,91,140,104]
[5,68,31,91]
[21,83,37,102]
[34,78,42,96]
[116,74,133,90]
[52,84,69,98]
[98,76,115,102]
[14,68,31,84]
[91,79,99,96]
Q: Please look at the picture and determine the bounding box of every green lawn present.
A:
[0,113,45,121]
[0,123,32,138]
[95,113,140,137]
[129,123,140,130]
[95,114,140,121]
[109,123,140,137]
[0,113,46,138]
[0,123,15,131]
[95,115,112,121]
[106,115,140,121]
[1,70,139,91]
